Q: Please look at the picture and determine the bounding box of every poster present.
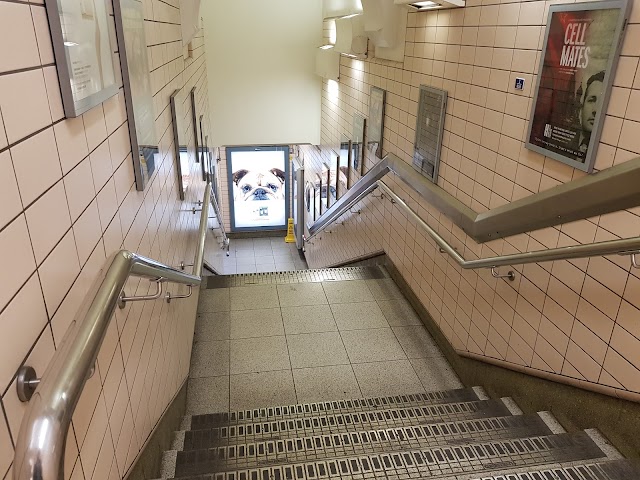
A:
[228,147,289,230]
[47,0,119,117]
[526,1,629,172]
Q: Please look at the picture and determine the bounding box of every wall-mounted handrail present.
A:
[376,181,640,270]
[13,183,212,480]
[305,155,640,272]
[209,187,230,256]
[308,152,640,244]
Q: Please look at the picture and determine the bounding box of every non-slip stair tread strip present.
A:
[190,400,511,431]
[467,459,640,480]
[204,266,388,288]
[171,431,606,479]
[188,390,481,429]
[182,414,551,452]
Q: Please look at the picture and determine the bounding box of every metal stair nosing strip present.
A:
[180,413,553,452]
[185,389,482,431]
[183,399,513,439]
[169,431,608,480]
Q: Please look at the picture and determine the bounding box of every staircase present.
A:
[157,266,639,480]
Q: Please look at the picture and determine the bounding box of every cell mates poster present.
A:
[526,1,629,172]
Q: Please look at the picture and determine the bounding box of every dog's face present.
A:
[233,168,286,201]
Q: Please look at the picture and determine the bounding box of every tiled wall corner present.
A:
[306,2,640,403]
[0,1,211,479]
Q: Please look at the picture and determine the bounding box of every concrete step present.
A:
[165,431,608,479]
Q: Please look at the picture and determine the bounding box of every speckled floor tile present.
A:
[293,365,362,403]
[230,370,296,411]
[230,285,279,310]
[198,288,230,313]
[322,280,374,304]
[229,336,290,374]
[392,325,443,358]
[186,376,229,415]
[194,312,230,342]
[287,332,350,368]
[330,301,389,330]
[340,328,407,363]
[410,356,463,391]
[366,278,405,300]
[281,305,337,334]
[277,283,328,307]
[351,360,424,397]
[377,299,422,326]
[189,340,230,378]
[230,308,284,338]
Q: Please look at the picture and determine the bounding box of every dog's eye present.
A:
[241,185,251,193]
[267,183,278,191]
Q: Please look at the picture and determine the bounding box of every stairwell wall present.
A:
[0,1,211,480]
[303,2,640,403]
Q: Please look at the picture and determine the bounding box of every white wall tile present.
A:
[55,117,90,175]
[0,216,36,312]
[0,150,23,231]
[0,2,40,73]
[90,141,114,192]
[83,105,108,153]
[30,5,54,65]
[43,66,65,122]
[0,274,47,392]
[38,229,80,315]
[25,181,71,264]
[11,128,62,207]
[73,201,102,265]
[2,326,55,439]
[0,69,51,144]
[65,157,96,222]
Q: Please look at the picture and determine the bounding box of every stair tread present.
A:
[187,389,481,430]
[180,413,551,451]
[170,431,606,479]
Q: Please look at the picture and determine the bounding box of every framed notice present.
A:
[368,87,386,159]
[525,0,630,172]
[45,0,119,117]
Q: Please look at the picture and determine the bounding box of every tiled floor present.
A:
[186,278,462,415]
[204,234,308,274]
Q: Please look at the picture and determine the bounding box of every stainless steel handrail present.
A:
[305,158,640,270]
[209,187,230,255]
[194,183,212,276]
[377,182,640,269]
[14,184,212,480]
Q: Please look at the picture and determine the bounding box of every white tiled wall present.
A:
[305,1,640,404]
[0,1,211,479]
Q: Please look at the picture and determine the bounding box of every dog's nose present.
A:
[253,188,268,200]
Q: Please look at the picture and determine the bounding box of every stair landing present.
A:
[189,266,461,415]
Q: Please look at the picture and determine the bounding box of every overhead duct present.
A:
[334,15,368,57]
[180,0,202,46]
[361,0,408,62]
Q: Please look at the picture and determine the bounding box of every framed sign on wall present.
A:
[368,87,386,159]
[45,0,119,118]
[525,0,630,172]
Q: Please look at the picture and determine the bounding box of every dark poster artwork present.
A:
[526,2,628,172]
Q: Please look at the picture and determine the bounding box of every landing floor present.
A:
[186,276,462,415]
[204,234,308,274]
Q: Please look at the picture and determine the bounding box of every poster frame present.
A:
[368,86,386,159]
[45,0,119,119]
[524,0,630,173]
[226,146,290,232]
